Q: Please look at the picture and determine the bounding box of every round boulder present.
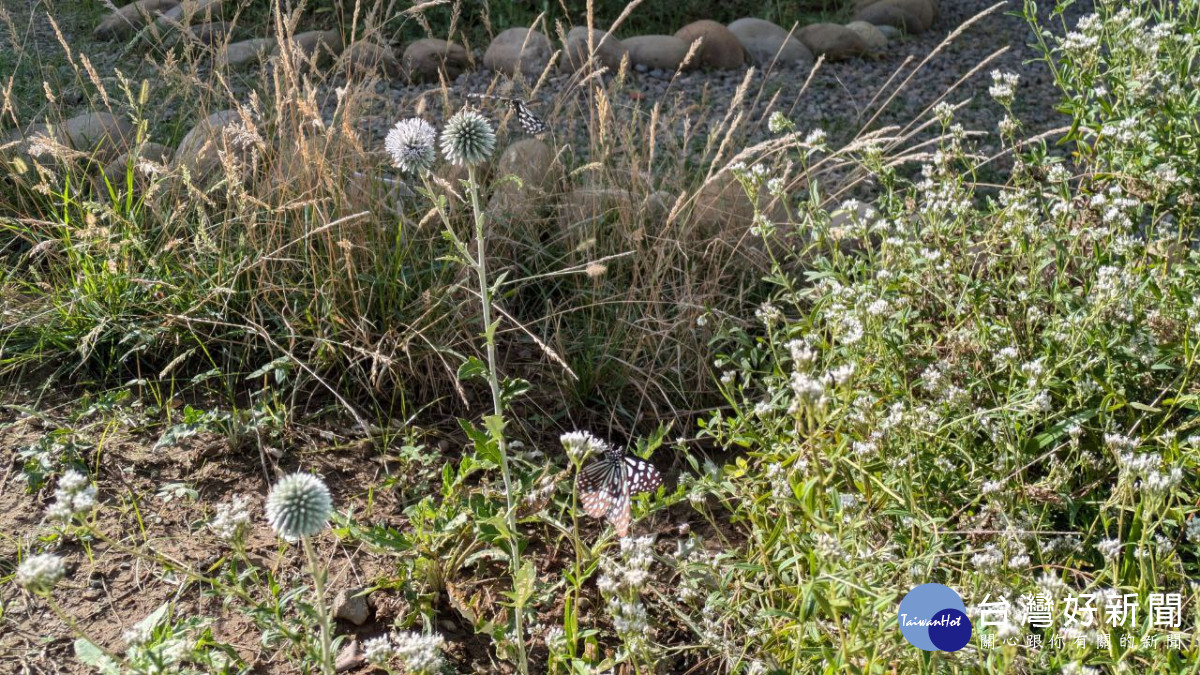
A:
[59,112,135,162]
[342,41,403,80]
[561,27,628,74]
[845,21,887,52]
[187,21,229,46]
[674,20,747,70]
[154,0,223,30]
[276,29,344,67]
[854,0,936,34]
[100,142,173,187]
[483,27,553,79]
[215,37,274,68]
[488,139,562,232]
[95,0,179,41]
[727,17,813,68]
[403,38,471,83]
[623,35,691,72]
[172,109,244,183]
[797,23,868,61]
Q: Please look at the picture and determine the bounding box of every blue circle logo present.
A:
[898,583,972,652]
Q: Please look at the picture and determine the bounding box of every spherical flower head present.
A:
[16,553,65,594]
[265,473,333,541]
[440,108,495,166]
[385,118,437,173]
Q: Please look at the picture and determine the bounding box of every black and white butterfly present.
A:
[576,444,662,537]
[468,93,550,136]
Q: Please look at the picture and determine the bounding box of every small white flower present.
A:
[767,111,790,134]
[15,553,66,594]
[363,634,396,664]
[392,631,444,674]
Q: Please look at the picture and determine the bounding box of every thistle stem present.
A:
[302,536,334,675]
[466,164,528,675]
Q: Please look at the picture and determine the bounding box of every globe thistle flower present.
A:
[15,553,66,594]
[392,631,444,674]
[440,108,495,166]
[384,118,437,173]
[265,473,333,541]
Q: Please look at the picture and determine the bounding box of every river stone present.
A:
[623,35,692,72]
[797,23,868,61]
[172,109,243,183]
[154,0,223,29]
[95,0,179,41]
[276,29,344,67]
[187,21,229,46]
[727,17,813,68]
[854,0,936,34]
[101,142,173,186]
[215,38,274,68]
[483,27,553,79]
[674,20,747,70]
[403,38,470,82]
[59,112,135,161]
[342,41,403,80]
[488,139,561,233]
[561,27,628,74]
[845,21,888,51]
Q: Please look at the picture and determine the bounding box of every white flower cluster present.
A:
[598,536,655,594]
[988,70,1020,107]
[364,631,444,673]
[46,469,97,522]
[560,430,609,462]
[210,494,252,543]
[15,553,66,593]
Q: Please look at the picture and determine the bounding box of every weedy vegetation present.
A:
[3,0,1200,673]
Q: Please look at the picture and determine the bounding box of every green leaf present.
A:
[457,357,487,382]
[74,639,119,674]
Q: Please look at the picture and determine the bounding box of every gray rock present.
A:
[483,27,553,79]
[797,23,869,61]
[624,35,691,72]
[333,588,371,625]
[94,0,179,41]
[727,17,813,68]
[342,41,403,80]
[562,27,628,74]
[674,20,747,70]
[845,21,888,52]
[403,38,471,83]
[215,38,275,68]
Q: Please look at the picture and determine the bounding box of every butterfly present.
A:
[468,93,550,136]
[576,444,662,537]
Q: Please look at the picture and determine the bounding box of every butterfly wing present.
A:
[606,466,633,537]
[624,456,662,495]
[578,458,622,519]
[511,100,549,136]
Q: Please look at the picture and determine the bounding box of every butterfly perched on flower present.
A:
[576,443,662,537]
[467,93,550,136]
